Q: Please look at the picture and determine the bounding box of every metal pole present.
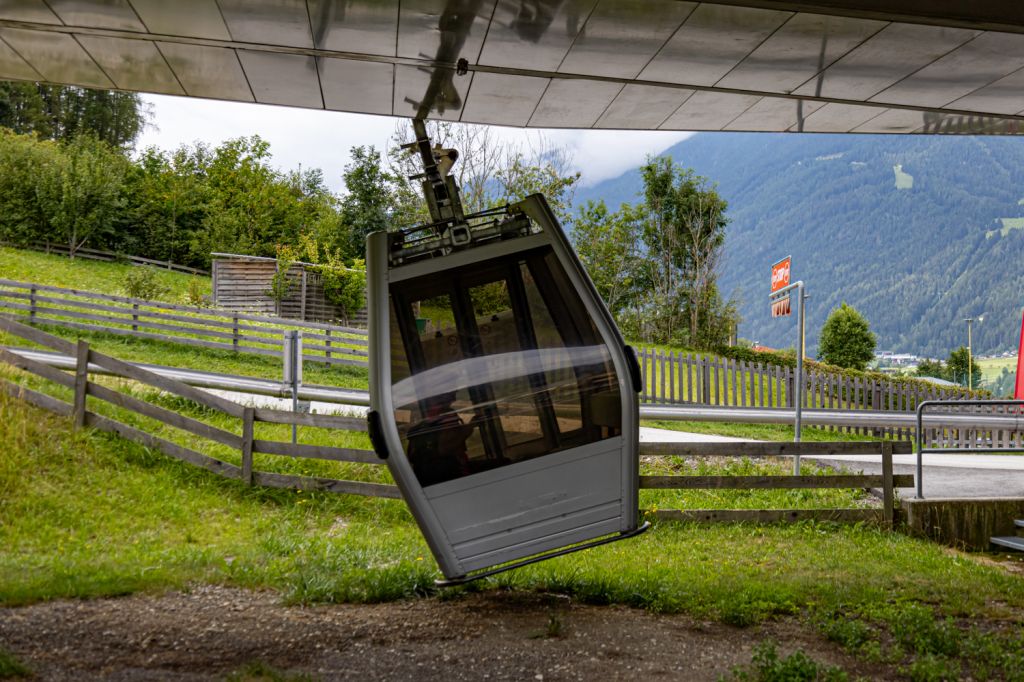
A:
[793,282,805,474]
[967,318,973,389]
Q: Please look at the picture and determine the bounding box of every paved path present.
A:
[203,388,1023,498]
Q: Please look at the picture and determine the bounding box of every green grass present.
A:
[978,355,1018,384]
[0,648,31,679]
[726,641,847,681]
[3,389,1024,678]
[0,324,368,389]
[0,245,207,303]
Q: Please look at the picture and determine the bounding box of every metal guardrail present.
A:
[915,399,1024,499]
[11,346,1024,439]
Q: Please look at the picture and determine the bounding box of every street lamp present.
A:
[963,315,985,388]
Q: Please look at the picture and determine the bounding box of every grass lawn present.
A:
[2,390,1024,678]
[978,355,1018,384]
[0,245,207,303]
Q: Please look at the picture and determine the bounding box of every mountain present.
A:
[574,133,1024,358]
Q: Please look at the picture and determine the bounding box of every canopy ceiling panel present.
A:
[2,0,1024,134]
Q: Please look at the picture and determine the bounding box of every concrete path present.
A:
[201,387,1023,498]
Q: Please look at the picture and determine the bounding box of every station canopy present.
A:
[2,1,1024,134]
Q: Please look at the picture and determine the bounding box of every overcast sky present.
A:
[136,94,693,193]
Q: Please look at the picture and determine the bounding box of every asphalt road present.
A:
[807,453,1024,499]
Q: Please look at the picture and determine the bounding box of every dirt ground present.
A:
[0,586,895,681]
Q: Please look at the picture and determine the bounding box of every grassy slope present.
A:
[0,247,367,387]
[0,246,207,302]
[3,392,1024,677]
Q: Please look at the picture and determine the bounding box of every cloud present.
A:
[137,95,692,192]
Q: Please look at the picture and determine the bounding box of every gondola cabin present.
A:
[366,126,646,584]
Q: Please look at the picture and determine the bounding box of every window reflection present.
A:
[391,246,621,487]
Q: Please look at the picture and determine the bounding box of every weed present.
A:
[224,660,315,681]
[0,648,31,679]
[725,640,847,681]
[122,266,170,300]
[186,278,209,307]
[901,653,960,682]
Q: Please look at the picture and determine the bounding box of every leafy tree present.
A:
[946,346,982,388]
[192,136,303,263]
[914,358,948,380]
[494,147,580,226]
[818,302,876,370]
[35,134,128,258]
[0,129,58,244]
[340,146,397,257]
[636,155,734,347]
[572,199,643,321]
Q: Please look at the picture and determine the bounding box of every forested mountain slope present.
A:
[576,134,1024,357]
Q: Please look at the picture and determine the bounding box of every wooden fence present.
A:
[0,315,392,497]
[0,278,369,368]
[0,315,908,525]
[634,348,991,446]
[212,255,367,327]
[1,240,208,276]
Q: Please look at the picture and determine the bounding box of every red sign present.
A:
[771,296,791,318]
[771,257,791,294]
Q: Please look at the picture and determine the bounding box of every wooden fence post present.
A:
[73,340,89,428]
[232,315,239,351]
[131,303,139,332]
[325,328,332,365]
[242,407,254,486]
[701,360,711,405]
[29,285,37,323]
[881,441,894,528]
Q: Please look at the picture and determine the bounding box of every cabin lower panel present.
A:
[422,441,628,573]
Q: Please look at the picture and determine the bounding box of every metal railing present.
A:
[915,399,1024,498]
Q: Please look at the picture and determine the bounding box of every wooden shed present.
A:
[211,254,366,326]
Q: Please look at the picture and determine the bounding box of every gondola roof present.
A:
[1,1,1024,134]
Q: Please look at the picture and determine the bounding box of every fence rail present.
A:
[1,240,209,276]
[0,314,394,498]
[634,348,999,448]
[0,278,369,368]
[0,315,907,525]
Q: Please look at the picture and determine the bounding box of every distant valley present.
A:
[575,133,1024,358]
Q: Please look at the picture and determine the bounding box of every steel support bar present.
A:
[915,399,1024,499]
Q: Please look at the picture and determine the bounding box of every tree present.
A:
[818,302,876,370]
[636,156,733,347]
[35,134,128,258]
[0,129,59,245]
[572,199,644,322]
[946,346,982,388]
[340,145,398,257]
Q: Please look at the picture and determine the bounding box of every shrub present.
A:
[122,266,168,300]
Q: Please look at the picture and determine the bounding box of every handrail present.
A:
[915,399,1024,499]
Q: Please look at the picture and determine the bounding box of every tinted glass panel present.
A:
[390,246,621,487]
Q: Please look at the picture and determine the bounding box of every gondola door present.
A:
[367,195,645,583]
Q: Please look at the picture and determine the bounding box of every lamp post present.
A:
[963,315,985,389]
[964,317,973,388]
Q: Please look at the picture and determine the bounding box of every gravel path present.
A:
[0,586,894,680]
